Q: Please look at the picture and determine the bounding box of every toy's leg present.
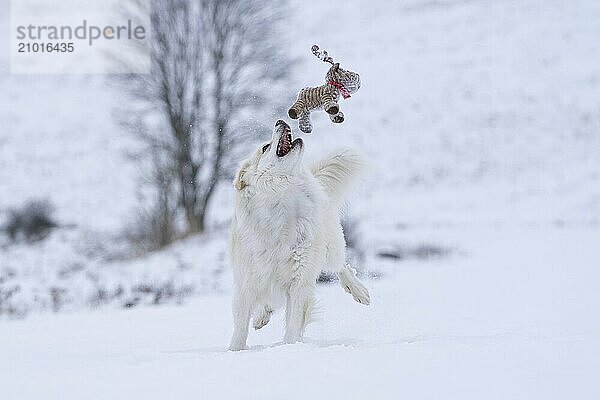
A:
[321,92,339,115]
[299,112,313,134]
[288,102,303,119]
[329,111,345,124]
[289,89,308,119]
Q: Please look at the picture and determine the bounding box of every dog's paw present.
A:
[341,280,371,306]
[252,308,273,330]
[351,284,371,306]
[228,342,249,351]
[338,266,371,306]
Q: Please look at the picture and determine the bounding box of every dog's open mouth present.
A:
[275,121,303,157]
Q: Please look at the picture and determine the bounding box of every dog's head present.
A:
[234,120,304,190]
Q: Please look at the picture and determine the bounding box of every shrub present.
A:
[3,199,58,243]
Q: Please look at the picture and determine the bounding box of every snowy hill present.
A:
[291,0,600,228]
[2,0,600,315]
[3,0,600,230]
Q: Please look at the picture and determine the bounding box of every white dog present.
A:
[229,120,370,351]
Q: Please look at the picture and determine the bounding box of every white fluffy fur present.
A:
[228,121,370,351]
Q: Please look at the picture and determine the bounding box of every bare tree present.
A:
[116,0,289,245]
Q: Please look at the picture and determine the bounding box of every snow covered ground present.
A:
[1,0,600,397]
[2,228,599,399]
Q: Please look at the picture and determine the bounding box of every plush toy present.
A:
[288,45,361,134]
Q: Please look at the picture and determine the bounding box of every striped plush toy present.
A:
[288,45,361,134]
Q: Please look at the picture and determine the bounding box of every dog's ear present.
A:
[234,159,251,190]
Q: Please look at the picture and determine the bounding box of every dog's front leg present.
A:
[284,283,315,344]
[229,287,252,351]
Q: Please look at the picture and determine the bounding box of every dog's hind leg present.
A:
[284,283,315,344]
[229,287,252,351]
[253,305,273,330]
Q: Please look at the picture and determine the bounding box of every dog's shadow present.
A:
[161,337,363,355]
[302,337,363,348]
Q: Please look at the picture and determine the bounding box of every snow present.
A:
[2,228,599,399]
[1,0,600,396]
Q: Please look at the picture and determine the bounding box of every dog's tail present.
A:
[309,149,367,208]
